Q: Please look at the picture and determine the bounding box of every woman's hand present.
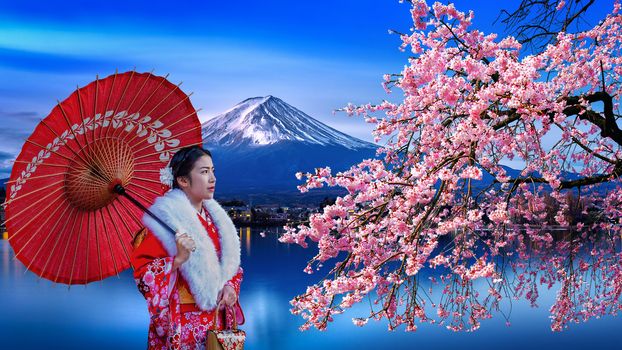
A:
[218,284,237,307]
[173,232,195,270]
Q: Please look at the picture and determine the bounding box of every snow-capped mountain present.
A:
[200,96,379,203]
[202,96,375,150]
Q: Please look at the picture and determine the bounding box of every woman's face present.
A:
[178,155,216,201]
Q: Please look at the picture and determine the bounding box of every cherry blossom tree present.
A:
[280,0,622,333]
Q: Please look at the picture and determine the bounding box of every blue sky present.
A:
[0,0,615,178]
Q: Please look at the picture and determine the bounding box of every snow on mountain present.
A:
[201,96,375,150]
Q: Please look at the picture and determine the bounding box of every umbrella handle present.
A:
[112,184,177,236]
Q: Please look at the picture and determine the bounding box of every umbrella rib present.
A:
[25,202,72,273]
[70,163,111,188]
[12,195,67,258]
[9,197,67,257]
[125,69,154,110]
[117,72,172,144]
[68,209,88,286]
[24,139,79,164]
[38,205,78,283]
[22,140,107,185]
[92,75,99,152]
[146,91,194,128]
[12,160,67,168]
[4,183,64,223]
[104,69,136,140]
[141,81,183,122]
[56,101,90,165]
[110,69,154,141]
[112,132,135,184]
[85,210,92,285]
[86,73,121,185]
[115,124,131,177]
[126,182,162,197]
[110,197,141,241]
[93,208,103,282]
[131,169,160,173]
[133,133,202,159]
[98,136,115,181]
[160,107,202,130]
[85,135,111,183]
[54,210,82,284]
[83,134,113,185]
[123,107,201,149]
[115,195,146,229]
[127,187,160,206]
[133,73,169,114]
[104,204,131,265]
[131,175,162,185]
[133,159,171,167]
[98,69,118,142]
[75,85,97,166]
[38,118,90,168]
[72,134,117,185]
[5,171,66,184]
[123,141,134,179]
[5,178,63,206]
[98,207,120,277]
[121,81,185,145]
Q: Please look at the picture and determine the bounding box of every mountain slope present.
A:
[202,96,375,150]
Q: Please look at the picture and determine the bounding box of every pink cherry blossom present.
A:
[280,0,622,333]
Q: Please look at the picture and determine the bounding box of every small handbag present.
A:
[206,301,246,350]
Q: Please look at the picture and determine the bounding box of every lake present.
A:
[0,226,619,349]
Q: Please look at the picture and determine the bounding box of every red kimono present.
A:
[131,207,244,349]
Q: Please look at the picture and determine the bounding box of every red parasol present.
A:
[3,71,202,285]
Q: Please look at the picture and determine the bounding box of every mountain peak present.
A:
[239,95,274,104]
[202,96,376,149]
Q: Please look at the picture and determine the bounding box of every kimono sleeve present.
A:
[225,266,244,295]
[131,229,181,346]
[131,230,178,304]
[223,266,245,327]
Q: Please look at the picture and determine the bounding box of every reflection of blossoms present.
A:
[463,257,496,280]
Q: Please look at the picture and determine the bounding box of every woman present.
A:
[131,145,244,349]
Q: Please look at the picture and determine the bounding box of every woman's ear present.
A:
[176,175,190,189]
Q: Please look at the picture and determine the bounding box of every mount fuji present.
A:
[201,96,379,204]
[202,96,375,150]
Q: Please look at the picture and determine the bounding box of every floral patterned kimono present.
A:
[131,189,244,350]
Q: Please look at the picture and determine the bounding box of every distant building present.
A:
[268,212,288,221]
[221,202,319,226]
[224,205,252,224]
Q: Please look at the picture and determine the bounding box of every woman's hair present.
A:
[169,145,212,189]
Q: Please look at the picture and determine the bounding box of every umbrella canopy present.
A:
[4,71,203,284]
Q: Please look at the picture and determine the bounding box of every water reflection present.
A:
[246,227,251,256]
[0,227,619,349]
